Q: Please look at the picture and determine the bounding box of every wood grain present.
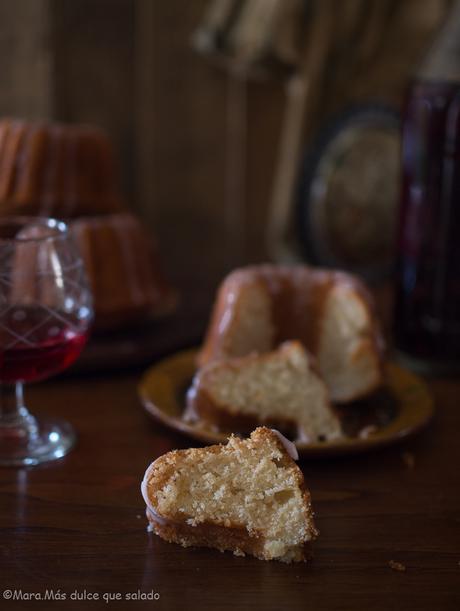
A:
[0,0,53,120]
[51,0,136,201]
[0,294,459,610]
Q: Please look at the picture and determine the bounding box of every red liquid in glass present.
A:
[394,80,460,364]
[0,306,89,383]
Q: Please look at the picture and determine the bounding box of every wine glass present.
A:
[0,217,93,466]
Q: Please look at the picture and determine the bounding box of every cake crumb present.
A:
[389,560,406,572]
[402,452,415,469]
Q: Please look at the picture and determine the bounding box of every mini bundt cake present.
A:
[10,221,76,309]
[0,118,125,217]
[185,341,342,442]
[71,213,175,330]
[141,427,318,562]
[199,264,384,403]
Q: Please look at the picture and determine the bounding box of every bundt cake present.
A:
[199,265,384,403]
[10,220,78,309]
[141,427,318,562]
[70,213,175,330]
[0,118,125,217]
[185,341,342,442]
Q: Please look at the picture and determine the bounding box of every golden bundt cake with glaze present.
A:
[186,341,342,442]
[199,264,384,403]
[141,427,318,562]
[0,118,125,217]
[71,213,175,330]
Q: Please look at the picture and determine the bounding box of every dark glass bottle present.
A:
[394,2,460,372]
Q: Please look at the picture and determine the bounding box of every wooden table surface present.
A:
[1,294,460,611]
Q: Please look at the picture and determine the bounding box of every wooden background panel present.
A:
[137,0,229,288]
[0,0,452,292]
[50,0,136,202]
[245,79,285,262]
[136,1,289,287]
[0,0,53,119]
[318,0,450,117]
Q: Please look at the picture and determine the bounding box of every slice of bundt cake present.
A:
[141,427,318,562]
[185,341,342,443]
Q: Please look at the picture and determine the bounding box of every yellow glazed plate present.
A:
[138,348,434,457]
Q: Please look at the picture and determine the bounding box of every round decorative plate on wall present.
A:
[297,105,401,282]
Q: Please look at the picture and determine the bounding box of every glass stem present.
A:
[0,382,38,440]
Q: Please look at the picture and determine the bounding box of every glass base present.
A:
[0,417,76,467]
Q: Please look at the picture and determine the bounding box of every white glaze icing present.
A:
[182,378,201,423]
[217,309,232,336]
[141,460,157,515]
[141,459,170,528]
[270,429,299,461]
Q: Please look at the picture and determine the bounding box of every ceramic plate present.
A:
[138,348,434,457]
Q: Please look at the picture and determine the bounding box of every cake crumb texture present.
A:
[143,428,318,562]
